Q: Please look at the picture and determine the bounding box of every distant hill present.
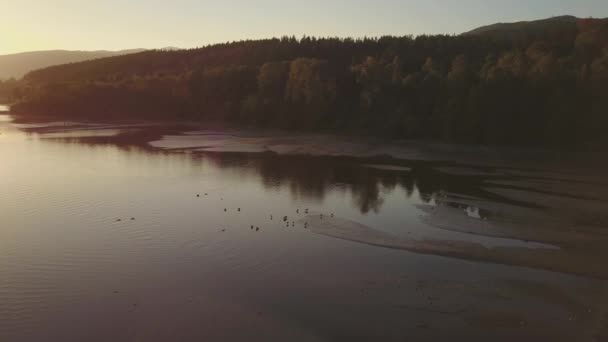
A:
[464,15,579,35]
[463,15,607,44]
[0,49,145,79]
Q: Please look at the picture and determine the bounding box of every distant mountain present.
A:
[463,15,607,43]
[0,49,145,79]
[464,15,578,35]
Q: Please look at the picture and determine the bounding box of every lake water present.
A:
[1,114,608,341]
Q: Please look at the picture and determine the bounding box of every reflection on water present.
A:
[1,115,608,342]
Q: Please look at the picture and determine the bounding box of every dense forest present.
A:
[0,78,20,102]
[6,16,608,148]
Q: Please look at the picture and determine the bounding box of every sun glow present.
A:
[3,28,57,55]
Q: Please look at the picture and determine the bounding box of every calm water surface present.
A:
[1,113,607,341]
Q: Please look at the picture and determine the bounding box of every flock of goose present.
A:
[112,192,336,234]
[193,192,335,233]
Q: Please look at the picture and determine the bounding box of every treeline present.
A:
[0,78,20,102]
[10,17,608,148]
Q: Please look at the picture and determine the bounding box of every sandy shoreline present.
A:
[8,115,608,171]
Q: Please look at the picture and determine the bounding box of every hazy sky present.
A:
[3,0,608,55]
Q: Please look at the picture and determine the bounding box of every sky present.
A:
[2,0,608,55]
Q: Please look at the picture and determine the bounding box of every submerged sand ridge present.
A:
[13,121,608,168]
[301,215,608,279]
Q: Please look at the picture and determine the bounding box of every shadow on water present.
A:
[20,124,608,216]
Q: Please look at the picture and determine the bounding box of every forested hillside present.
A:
[0,49,145,79]
[9,16,608,148]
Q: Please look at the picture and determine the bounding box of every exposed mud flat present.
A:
[149,130,416,159]
[147,128,608,168]
[434,166,508,177]
[11,121,608,168]
[418,203,607,250]
[361,164,413,172]
[302,215,608,279]
[485,186,608,219]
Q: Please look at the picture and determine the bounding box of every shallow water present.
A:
[1,115,608,341]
